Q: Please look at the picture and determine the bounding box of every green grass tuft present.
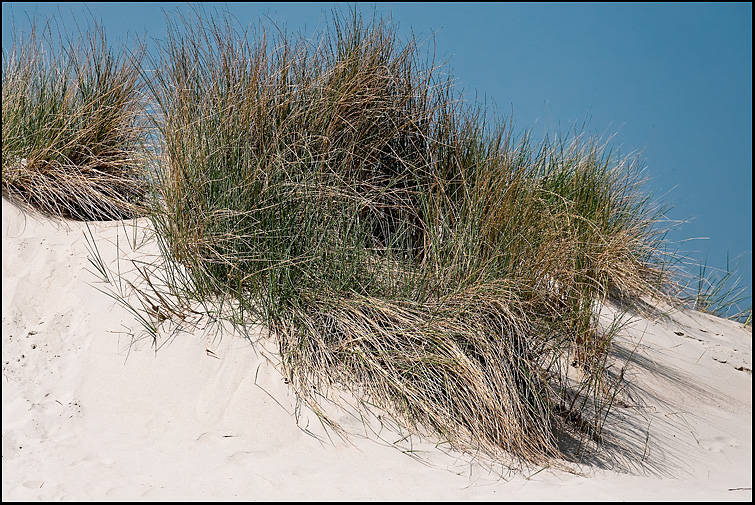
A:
[141,6,675,465]
[7,6,747,468]
[2,15,148,221]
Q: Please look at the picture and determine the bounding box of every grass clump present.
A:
[1,16,148,221]
[140,6,675,466]
[4,5,748,470]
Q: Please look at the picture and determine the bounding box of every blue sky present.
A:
[3,2,752,313]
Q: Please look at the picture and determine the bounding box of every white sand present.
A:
[2,196,752,501]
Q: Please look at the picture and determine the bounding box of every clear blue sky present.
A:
[3,2,752,313]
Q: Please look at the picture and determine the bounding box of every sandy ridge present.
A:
[2,197,751,501]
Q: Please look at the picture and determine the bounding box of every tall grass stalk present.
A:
[2,15,148,220]
[683,255,752,323]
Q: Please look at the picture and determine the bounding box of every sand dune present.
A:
[2,196,751,501]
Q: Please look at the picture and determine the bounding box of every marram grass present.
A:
[1,17,148,221]
[6,7,742,469]
[140,7,674,465]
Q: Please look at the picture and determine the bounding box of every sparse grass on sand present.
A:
[681,255,752,325]
[1,16,148,221]
[3,7,749,468]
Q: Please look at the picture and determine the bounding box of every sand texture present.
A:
[2,197,752,501]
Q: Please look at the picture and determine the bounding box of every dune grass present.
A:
[1,16,148,221]
[137,7,676,465]
[4,7,747,467]
[683,255,752,325]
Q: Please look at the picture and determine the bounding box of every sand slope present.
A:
[2,197,752,501]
